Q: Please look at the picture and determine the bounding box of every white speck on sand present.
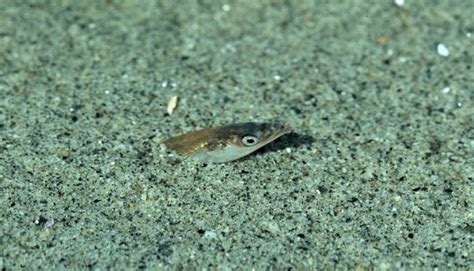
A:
[437,43,450,57]
[394,0,404,7]
[167,95,179,115]
[442,87,450,94]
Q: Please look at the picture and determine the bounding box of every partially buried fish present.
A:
[164,122,291,163]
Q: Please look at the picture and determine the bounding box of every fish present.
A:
[164,122,292,163]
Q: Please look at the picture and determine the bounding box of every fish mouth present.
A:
[260,124,292,146]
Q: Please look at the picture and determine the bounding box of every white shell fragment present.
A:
[437,43,450,57]
[394,0,404,7]
[167,95,179,115]
[442,87,451,94]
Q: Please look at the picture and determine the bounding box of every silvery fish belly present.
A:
[164,122,291,163]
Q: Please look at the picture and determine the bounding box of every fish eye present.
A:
[241,135,259,146]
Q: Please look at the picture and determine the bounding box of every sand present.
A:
[1,0,472,269]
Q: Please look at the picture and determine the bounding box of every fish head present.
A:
[202,122,292,163]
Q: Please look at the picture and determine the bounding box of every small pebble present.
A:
[437,43,450,57]
[167,96,179,115]
[35,217,55,228]
[394,0,404,7]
